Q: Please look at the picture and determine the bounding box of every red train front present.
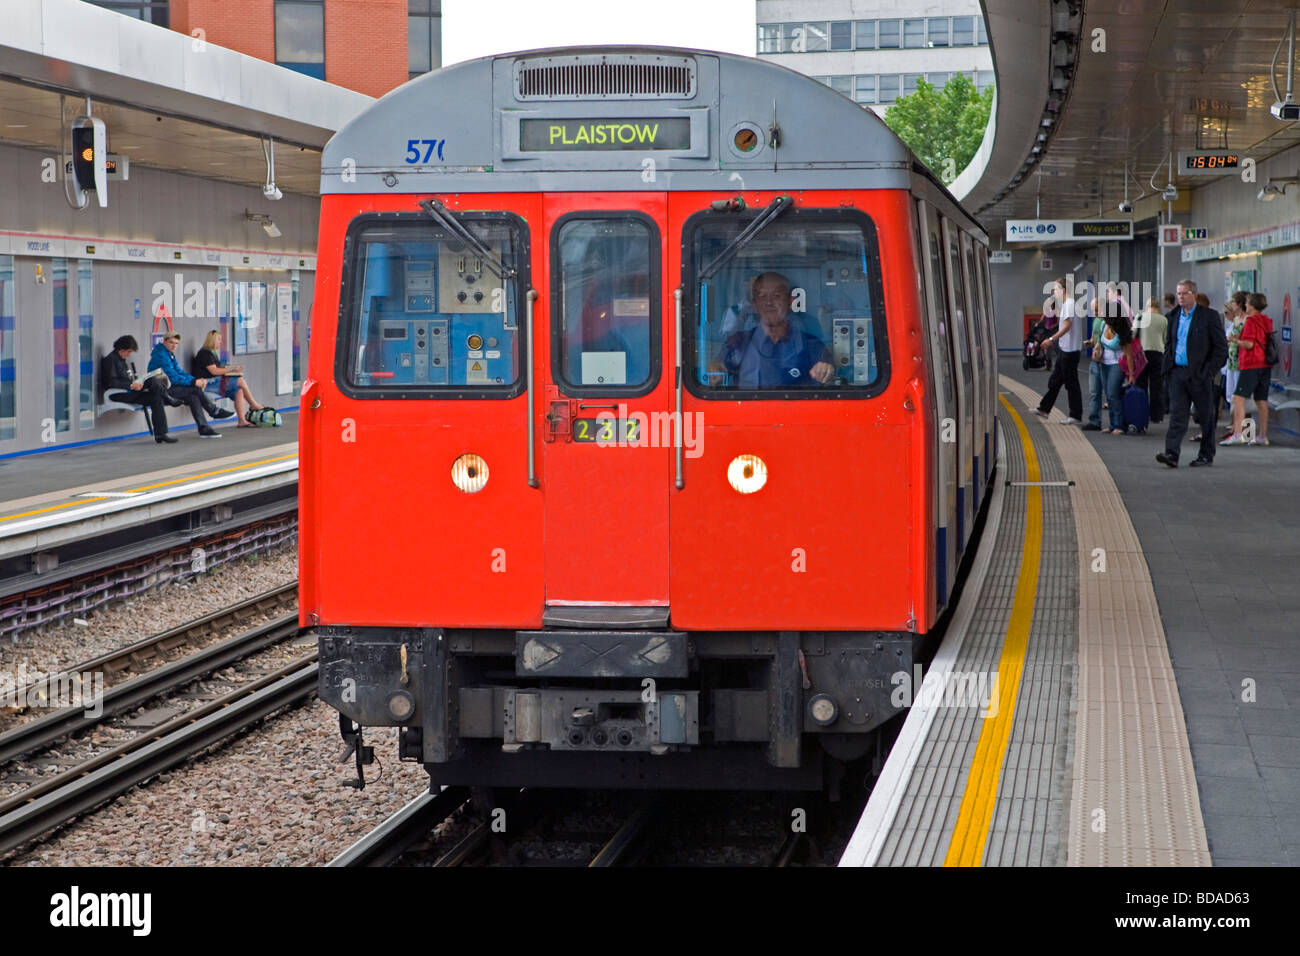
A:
[300,48,996,789]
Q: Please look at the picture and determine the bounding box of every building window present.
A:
[977,18,988,45]
[84,1,170,27]
[953,16,974,46]
[757,23,783,54]
[0,256,14,442]
[409,0,442,79]
[77,261,94,430]
[828,75,852,96]
[903,19,924,48]
[830,21,852,51]
[879,74,899,103]
[854,20,875,49]
[52,259,70,434]
[878,19,900,49]
[275,0,325,80]
[928,72,949,89]
[903,73,923,96]
[977,70,996,92]
[855,75,876,105]
[794,21,829,52]
[927,18,949,47]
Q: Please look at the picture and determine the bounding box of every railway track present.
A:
[0,589,300,766]
[333,788,824,867]
[0,656,317,857]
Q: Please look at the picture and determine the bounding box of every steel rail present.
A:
[588,798,660,867]
[0,657,316,857]
[0,610,302,765]
[3,583,296,716]
[329,786,471,867]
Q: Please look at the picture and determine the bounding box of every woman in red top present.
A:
[1222,292,1274,446]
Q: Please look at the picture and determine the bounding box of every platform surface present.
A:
[1004,357,1300,867]
[0,412,298,525]
[843,363,1241,866]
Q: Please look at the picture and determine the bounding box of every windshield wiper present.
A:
[418,198,516,280]
[697,195,793,282]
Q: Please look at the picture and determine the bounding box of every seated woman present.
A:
[192,330,268,427]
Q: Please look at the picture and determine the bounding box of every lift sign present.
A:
[520,117,691,151]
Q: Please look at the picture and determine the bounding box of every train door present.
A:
[938,216,975,553]
[916,201,959,607]
[540,196,671,609]
[959,232,991,492]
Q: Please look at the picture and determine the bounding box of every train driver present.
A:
[715,272,834,388]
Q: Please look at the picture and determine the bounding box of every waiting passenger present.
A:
[1133,297,1168,423]
[1156,279,1229,468]
[147,332,231,438]
[1034,276,1083,423]
[193,330,268,428]
[717,272,834,388]
[100,335,178,444]
[1221,293,1275,447]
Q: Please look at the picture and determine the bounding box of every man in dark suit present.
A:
[1156,280,1229,468]
[100,334,179,444]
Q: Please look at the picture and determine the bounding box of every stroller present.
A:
[1023,319,1051,370]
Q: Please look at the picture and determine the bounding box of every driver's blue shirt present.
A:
[722,322,830,388]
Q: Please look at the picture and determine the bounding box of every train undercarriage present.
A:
[318,623,917,790]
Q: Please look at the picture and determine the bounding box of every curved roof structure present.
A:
[322,45,938,197]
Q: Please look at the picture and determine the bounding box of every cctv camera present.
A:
[262,184,283,201]
[1161,185,1178,202]
[1118,200,1133,214]
[1272,99,1300,121]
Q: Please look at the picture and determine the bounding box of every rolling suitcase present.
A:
[1123,385,1149,434]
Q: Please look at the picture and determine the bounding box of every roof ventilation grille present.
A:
[515,55,696,100]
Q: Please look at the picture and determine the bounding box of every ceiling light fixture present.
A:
[243,210,281,238]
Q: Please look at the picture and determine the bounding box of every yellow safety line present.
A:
[0,499,109,521]
[125,454,297,492]
[943,395,1043,867]
[0,454,297,522]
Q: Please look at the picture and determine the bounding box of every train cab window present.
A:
[552,215,659,396]
[339,216,525,397]
[684,210,888,399]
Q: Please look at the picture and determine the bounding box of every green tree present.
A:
[884,74,993,185]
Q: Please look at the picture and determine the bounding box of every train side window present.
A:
[338,215,525,398]
[551,214,659,396]
[683,209,889,400]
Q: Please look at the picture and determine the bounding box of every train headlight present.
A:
[451,453,489,493]
[809,694,838,727]
[727,454,768,494]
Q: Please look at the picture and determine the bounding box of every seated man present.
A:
[100,335,178,444]
[147,332,232,438]
[717,272,834,388]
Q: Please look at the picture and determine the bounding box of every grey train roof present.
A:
[321,46,951,198]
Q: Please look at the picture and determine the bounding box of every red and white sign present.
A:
[1160,225,1183,247]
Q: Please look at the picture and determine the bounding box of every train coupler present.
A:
[337,714,375,789]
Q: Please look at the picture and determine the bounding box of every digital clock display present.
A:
[1185,154,1239,169]
[1179,150,1245,175]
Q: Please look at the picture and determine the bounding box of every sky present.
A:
[443,0,756,66]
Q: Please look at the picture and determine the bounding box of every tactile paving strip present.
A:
[982,392,1077,866]
[1000,376,1210,866]
[876,392,1077,866]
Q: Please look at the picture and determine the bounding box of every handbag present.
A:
[1120,344,1147,382]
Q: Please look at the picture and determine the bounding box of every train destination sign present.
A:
[520,117,692,151]
[1006,219,1133,242]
